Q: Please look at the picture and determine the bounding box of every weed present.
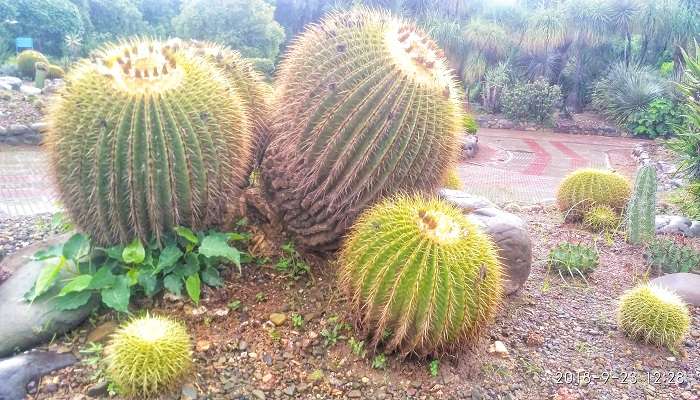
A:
[227,300,242,311]
[291,313,304,329]
[348,337,366,357]
[276,242,311,280]
[256,292,267,303]
[372,354,387,370]
[308,369,324,382]
[428,359,440,377]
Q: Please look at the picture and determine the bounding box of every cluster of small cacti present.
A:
[339,195,503,356]
[547,242,599,279]
[105,315,192,397]
[645,238,700,274]
[617,283,690,349]
[556,168,632,222]
[442,168,464,190]
[583,204,620,232]
[261,8,463,251]
[626,165,657,244]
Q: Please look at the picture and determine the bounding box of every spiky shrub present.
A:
[556,169,632,221]
[626,165,657,244]
[339,196,503,356]
[646,238,700,274]
[442,168,464,190]
[47,64,65,79]
[548,243,599,279]
[583,205,620,232]
[105,315,192,397]
[617,283,690,349]
[46,39,253,245]
[261,9,463,251]
[17,50,49,79]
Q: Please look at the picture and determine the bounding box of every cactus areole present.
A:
[262,9,464,251]
[47,39,253,245]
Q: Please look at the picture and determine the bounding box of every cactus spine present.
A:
[262,8,464,251]
[626,165,657,244]
[47,39,253,245]
[339,195,503,356]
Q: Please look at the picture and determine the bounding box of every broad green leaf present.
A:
[227,232,250,242]
[104,245,124,261]
[31,257,66,301]
[126,268,139,286]
[164,274,183,296]
[174,227,198,244]
[62,233,90,261]
[122,239,145,265]
[201,266,223,287]
[185,273,201,305]
[153,245,183,274]
[54,291,93,311]
[58,274,92,297]
[33,244,63,261]
[101,276,131,313]
[199,234,240,267]
[89,266,116,289]
[138,273,159,297]
[174,253,200,278]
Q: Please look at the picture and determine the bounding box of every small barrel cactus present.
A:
[105,315,192,397]
[47,64,66,79]
[339,195,503,356]
[583,204,620,232]
[626,164,657,244]
[262,8,463,251]
[556,168,631,222]
[548,242,599,279]
[46,38,253,245]
[442,167,464,190]
[617,283,690,348]
[17,50,49,78]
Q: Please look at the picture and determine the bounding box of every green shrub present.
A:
[547,243,599,279]
[645,238,700,274]
[134,0,181,35]
[627,98,685,139]
[5,0,83,56]
[669,42,700,182]
[85,0,147,39]
[481,62,510,113]
[463,114,478,134]
[501,78,562,123]
[174,0,285,68]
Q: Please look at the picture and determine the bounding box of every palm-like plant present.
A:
[522,7,569,55]
[670,41,700,181]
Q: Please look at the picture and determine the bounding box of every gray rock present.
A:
[19,85,42,96]
[0,76,22,90]
[86,381,108,398]
[462,135,479,158]
[0,234,98,358]
[656,215,697,237]
[439,189,496,212]
[468,207,532,295]
[29,122,48,133]
[7,124,30,136]
[181,383,198,400]
[0,351,77,400]
[690,222,700,237]
[650,273,700,306]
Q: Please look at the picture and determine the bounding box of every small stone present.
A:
[361,376,370,384]
[251,389,266,399]
[488,340,509,356]
[181,383,197,400]
[262,373,273,383]
[195,340,211,352]
[248,351,257,358]
[87,381,108,398]
[347,389,362,398]
[238,340,249,351]
[43,383,58,393]
[283,385,296,396]
[269,313,287,326]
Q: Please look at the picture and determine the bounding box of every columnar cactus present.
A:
[339,195,503,356]
[617,283,690,349]
[262,8,464,251]
[556,168,632,221]
[626,165,657,244]
[105,315,192,397]
[47,39,253,245]
[17,50,49,78]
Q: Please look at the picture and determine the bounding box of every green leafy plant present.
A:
[668,183,700,220]
[501,79,562,123]
[428,359,440,377]
[227,299,242,311]
[261,9,463,251]
[79,341,104,366]
[27,227,248,313]
[481,62,511,113]
[371,354,387,370]
[275,242,310,279]
[583,205,621,233]
[627,98,685,139]
[291,313,304,329]
[645,238,700,274]
[339,195,503,356]
[617,283,690,349]
[626,165,657,244]
[547,243,599,280]
[463,114,479,134]
[556,168,632,222]
[255,292,267,303]
[348,337,366,358]
[320,317,348,347]
[5,0,84,56]
[105,315,192,397]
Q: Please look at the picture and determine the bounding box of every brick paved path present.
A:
[0,129,643,217]
[459,128,641,204]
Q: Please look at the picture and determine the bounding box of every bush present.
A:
[501,78,561,123]
[627,98,686,139]
[481,62,510,113]
[592,63,668,127]
[85,0,147,39]
[134,0,181,35]
[669,43,700,183]
[4,0,83,56]
[556,168,632,222]
[174,0,285,69]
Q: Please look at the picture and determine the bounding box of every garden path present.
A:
[0,130,643,217]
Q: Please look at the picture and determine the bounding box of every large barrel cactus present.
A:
[47,39,253,245]
[556,168,632,222]
[339,195,503,356]
[262,8,464,251]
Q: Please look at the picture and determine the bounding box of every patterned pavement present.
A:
[0,129,643,217]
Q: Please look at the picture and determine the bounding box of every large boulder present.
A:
[0,351,77,400]
[649,273,700,306]
[655,215,700,238]
[440,190,532,295]
[0,235,97,357]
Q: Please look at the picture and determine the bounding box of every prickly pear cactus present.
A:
[626,165,657,244]
[47,39,253,245]
[262,8,464,251]
[556,168,631,222]
[339,195,503,356]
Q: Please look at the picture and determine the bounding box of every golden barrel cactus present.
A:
[17,50,49,78]
[339,195,503,356]
[556,168,631,221]
[262,8,464,251]
[47,38,253,245]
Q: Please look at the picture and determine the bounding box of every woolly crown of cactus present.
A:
[262,8,464,251]
[339,195,503,356]
[556,168,631,221]
[17,50,49,79]
[46,38,253,245]
[105,315,192,397]
[617,283,691,348]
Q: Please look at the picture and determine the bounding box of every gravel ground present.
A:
[0,213,56,278]
[0,87,45,127]
[20,207,700,400]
